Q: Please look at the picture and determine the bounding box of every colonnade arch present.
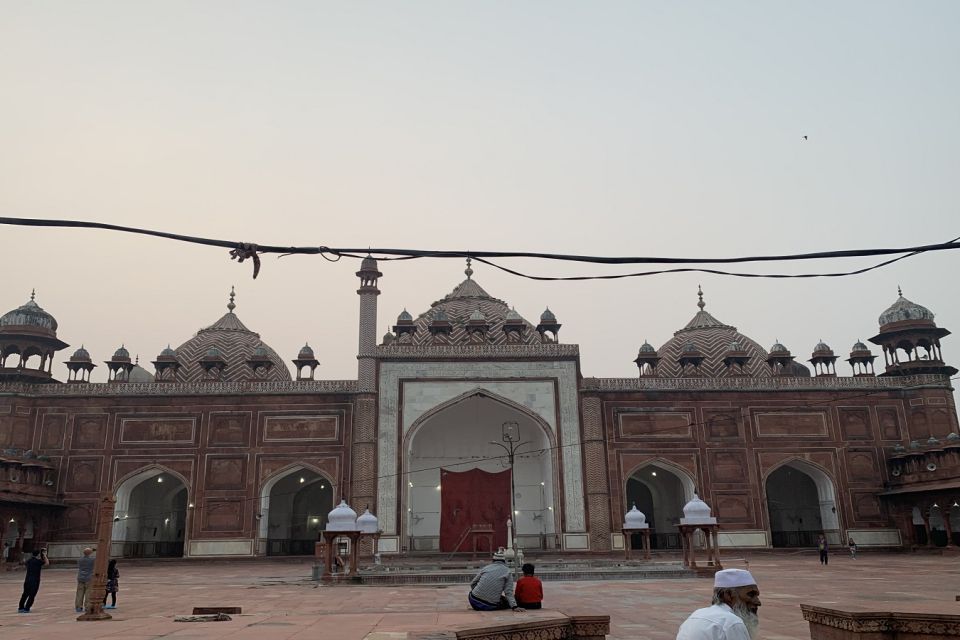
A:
[111,466,189,558]
[257,465,334,556]
[764,459,839,547]
[404,390,559,552]
[625,460,695,550]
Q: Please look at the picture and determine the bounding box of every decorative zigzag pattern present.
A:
[655,326,772,378]
[173,312,291,383]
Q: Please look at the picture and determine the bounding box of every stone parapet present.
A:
[374,343,580,359]
[801,605,960,640]
[417,611,610,640]
[583,374,951,392]
[0,379,358,397]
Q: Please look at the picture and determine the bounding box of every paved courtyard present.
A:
[0,551,956,640]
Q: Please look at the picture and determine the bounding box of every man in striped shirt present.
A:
[468,550,524,611]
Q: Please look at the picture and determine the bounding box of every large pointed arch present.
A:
[624,458,696,550]
[257,463,335,555]
[111,465,191,558]
[763,457,840,547]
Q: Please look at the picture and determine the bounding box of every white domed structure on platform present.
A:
[623,504,648,529]
[680,494,717,525]
[357,508,380,534]
[325,499,359,531]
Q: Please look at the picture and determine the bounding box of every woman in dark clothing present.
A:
[103,559,119,609]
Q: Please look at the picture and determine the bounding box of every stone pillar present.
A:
[351,394,378,554]
[581,397,611,551]
[355,257,382,393]
[78,495,115,621]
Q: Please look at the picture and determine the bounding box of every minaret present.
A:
[356,255,382,392]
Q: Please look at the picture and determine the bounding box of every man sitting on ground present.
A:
[676,568,761,640]
[514,563,543,609]
[468,549,524,612]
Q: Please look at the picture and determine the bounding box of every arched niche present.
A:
[257,464,334,556]
[404,390,558,552]
[764,459,839,547]
[111,466,190,558]
[625,460,695,549]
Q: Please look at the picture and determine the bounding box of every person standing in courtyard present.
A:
[75,547,95,612]
[103,559,119,609]
[676,568,761,640]
[468,549,524,611]
[848,538,857,559]
[817,534,829,565]
[17,548,49,613]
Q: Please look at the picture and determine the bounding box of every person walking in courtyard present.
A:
[817,534,829,565]
[75,547,95,612]
[18,548,49,613]
[514,563,543,610]
[468,549,523,611]
[677,568,761,640]
[848,538,857,559]
[103,559,119,609]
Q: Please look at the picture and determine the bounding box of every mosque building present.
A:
[1,260,958,560]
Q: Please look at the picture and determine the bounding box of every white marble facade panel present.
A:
[377,360,584,535]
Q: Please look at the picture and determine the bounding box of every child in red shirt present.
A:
[514,563,543,610]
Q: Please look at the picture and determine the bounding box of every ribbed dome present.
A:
[813,341,833,355]
[769,341,789,354]
[540,308,557,322]
[357,508,380,534]
[404,265,543,346]
[325,499,359,531]
[654,289,771,378]
[173,290,291,383]
[297,343,315,359]
[0,295,58,333]
[160,345,177,357]
[112,345,131,360]
[638,341,656,354]
[397,309,413,322]
[624,505,648,529]
[469,308,486,322]
[851,340,870,353]
[879,291,935,328]
[70,346,91,362]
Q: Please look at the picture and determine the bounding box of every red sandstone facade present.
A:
[1,263,957,560]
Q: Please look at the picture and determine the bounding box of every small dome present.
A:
[357,508,379,534]
[160,345,177,357]
[325,499,359,531]
[784,361,812,377]
[813,341,833,354]
[251,345,267,357]
[879,291,935,327]
[851,340,870,353]
[638,341,656,354]
[298,343,315,359]
[909,440,921,450]
[681,493,717,525]
[432,309,449,322]
[728,341,743,352]
[0,294,58,332]
[682,342,699,353]
[397,309,413,322]
[540,307,557,322]
[770,341,788,354]
[113,345,131,360]
[70,346,91,362]
[623,504,648,529]
[947,432,959,442]
[205,347,223,358]
[469,308,486,322]
[927,435,940,446]
[360,256,379,272]
[128,364,155,383]
[505,307,522,321]
[382,330,395,344]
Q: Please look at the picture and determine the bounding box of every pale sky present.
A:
[1,2,958,389]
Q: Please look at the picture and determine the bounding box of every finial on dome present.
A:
[227,286,236,313]
[30,288,36,301]
[465,256,473,279]
[897,285,903,297]
[697,285,705,310]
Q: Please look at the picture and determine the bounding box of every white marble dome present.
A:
[623,504,648,529]
[680,493,717,525]
[357,508,379,534]
[325,499,359,531]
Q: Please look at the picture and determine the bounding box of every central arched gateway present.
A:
[111,466,189,558]
[257,465,334,556]
[404,390,559,552]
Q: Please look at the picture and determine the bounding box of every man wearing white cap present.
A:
[676,568,762,640]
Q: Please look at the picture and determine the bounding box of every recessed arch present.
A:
[764,458,840,547]
[403,389,559,552]
[111,465,190,558]
[624,459,696,550]
[257,463,335,556]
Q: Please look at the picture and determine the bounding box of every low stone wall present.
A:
[801,605,960,640]
[411,612,610,640]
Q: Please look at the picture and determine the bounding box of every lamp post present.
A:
[489,421,530,558]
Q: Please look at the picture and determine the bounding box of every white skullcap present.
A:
[714,569,757,589]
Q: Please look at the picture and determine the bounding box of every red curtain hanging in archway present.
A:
[439,468,510,552]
